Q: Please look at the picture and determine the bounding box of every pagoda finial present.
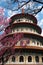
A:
[22,8,25,13]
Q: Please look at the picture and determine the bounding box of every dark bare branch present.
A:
[33,0,43,4]
[4,0,31,11]
[18,0,31,9]
[0,0,43,15]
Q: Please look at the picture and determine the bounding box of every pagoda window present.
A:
[34,29,35,32]
[30,28,32,31]
[17,28,19,31]
[12,56,15,62]
[7,42,9,45]
[37,42,39,45]
[42,57,43,62]
[26,28,28,30]
[25,19,28,22]
[14,30,15,32]
[16,19,19,23]
[21,28,23,31]
[12,30,13,33]
[30,20,31,23]
[32,40,35,45]
[40,43,42,46]
[12,28,14,32]
[4,57,8,62]
[15,21,17,23]
[35,56,39,62]
[19,56,24,62]
[31,21,32,23]
[28,56,32,62]
[29,20,30,23]
[5,42,9,46]
[18,19,20,22]
[23,19,25,22]
[20,19,22,22]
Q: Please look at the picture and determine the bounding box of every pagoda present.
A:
[0,12,43,65]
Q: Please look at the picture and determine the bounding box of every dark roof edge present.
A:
[0,32,43,43]
[10,13,37,24]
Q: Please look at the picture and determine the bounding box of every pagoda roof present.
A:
[0,33,43,57]
[10,13,37,24]
[6,22,42,34]
[13,46,43,51]
[0,32,43,43]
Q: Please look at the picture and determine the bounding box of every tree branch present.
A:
[33,0,43,4]
[5,0,31,11]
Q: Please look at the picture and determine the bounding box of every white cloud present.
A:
[36,14,39,20]
[41,29,43,36]
[0,7,5,15]
[41,9,43,14]
[36,14,43,36]
[8,10,18,17]
[38,19,43,26]
[37,5,42,9]
[28,1,34,9]
[2,0,6,2]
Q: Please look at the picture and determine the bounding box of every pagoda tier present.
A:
[0,13,43,65]
[0,35,43,65]
[1,33,43,46]
[10,13,37,24]
[5,22,41,34]
[5,13,41,34]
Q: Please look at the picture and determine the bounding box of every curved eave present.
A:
[0,32,43,43]
[5,22,42,34]
[10,13,37,24]
[13,46,43,51]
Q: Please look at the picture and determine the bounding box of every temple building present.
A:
[0,13,43,65]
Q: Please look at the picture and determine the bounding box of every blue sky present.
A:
[0,0,43,36]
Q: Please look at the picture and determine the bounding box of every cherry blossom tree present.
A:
[0,8,11,40]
